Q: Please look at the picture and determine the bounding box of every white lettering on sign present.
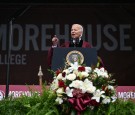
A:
[0,24,132,51]
[8,91,40,98]
[117,92,135,99]
[0,54,27,65]
[0,90,5,100]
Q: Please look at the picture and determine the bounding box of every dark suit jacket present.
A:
[47,40,92,68]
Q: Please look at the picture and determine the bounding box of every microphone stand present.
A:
[5,19,13,98]
[5,5,31,98]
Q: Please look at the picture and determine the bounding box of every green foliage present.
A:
[47,69,55,76]
[0,97,29,115]
[54,99,135,115]
[0,85,135,115]
[111,99,135,115]
[82,99,135,115]
[0,85,58,115]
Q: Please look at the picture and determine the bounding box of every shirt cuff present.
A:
[52,45,57,48]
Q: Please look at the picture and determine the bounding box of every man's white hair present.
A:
[79,24,83,32]
[72,24,83,32]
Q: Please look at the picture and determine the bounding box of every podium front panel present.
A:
[51,47,97,71]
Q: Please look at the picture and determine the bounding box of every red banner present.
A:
[0,85,135,101]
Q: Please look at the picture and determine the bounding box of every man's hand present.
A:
[52,35,59,46]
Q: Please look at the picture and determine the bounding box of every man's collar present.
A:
[73,37,81,43]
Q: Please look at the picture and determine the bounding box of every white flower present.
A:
[102,96,111,104]
[66,73,76,81]
[111,95,117,102]
[50,79,58,90]
[78,72,89,78]
[84,79,96,93]
[68,63,79,72]
[57,73,63,80]
[69,80,83,89]
[82,72,89,77]
[85,67,92,73]
[94,68,108,78]
[68,66,74,73]
[73,70,79,76]
[70,63,78,70]
[63,69,70,74]
[92,89,105,102]
[56,88,64,96]
[80,79,96,93]
[56,97,63,104]
[108,85,114,90]
[56,72,66,81]
[66,87,73,97]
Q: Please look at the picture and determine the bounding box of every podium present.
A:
[51,47,97,71]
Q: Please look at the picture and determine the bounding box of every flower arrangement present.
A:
[1,63,135,115]
[50,62,117,114]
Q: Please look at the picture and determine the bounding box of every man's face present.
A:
[71,24,83,39]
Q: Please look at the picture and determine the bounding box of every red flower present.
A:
[62,72,66,77]
[58,80,65,87]
[78,66,85,71]
[55,69,61,76]
[58,80,66,90]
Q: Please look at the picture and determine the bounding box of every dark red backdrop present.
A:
[0,4,135,86]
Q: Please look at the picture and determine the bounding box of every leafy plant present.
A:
[0,85,135,115]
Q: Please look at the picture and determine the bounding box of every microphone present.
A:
[70,38,80,47]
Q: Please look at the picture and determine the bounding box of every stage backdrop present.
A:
[0,4,135,86]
